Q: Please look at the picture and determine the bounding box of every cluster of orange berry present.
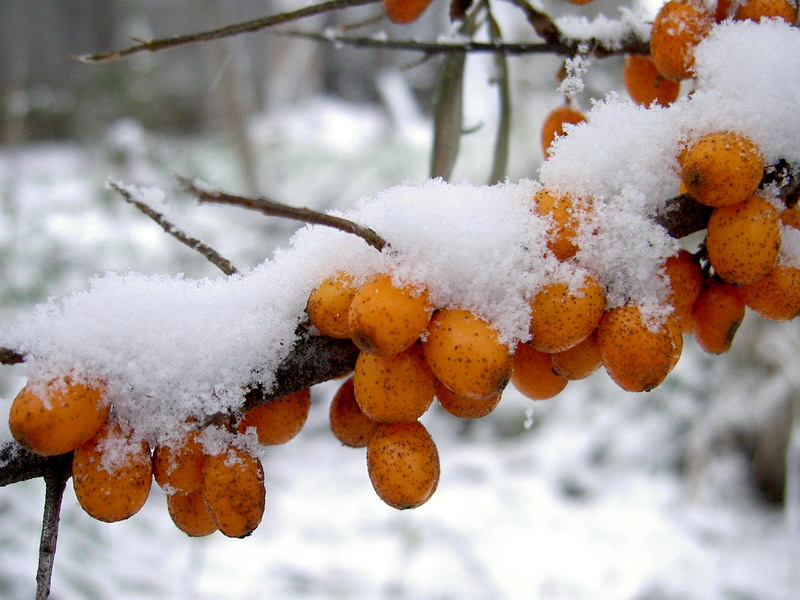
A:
[7,375,316,537]
[542,0,798,157]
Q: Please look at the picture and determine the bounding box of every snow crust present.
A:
[2,20,800,445]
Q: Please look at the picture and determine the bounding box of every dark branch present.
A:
[76,0,382,63]
[0,347,25,365]
[35,456,71,600]
[281,29,649,58]
[178,176,388,252]
[109,180,239,276]
[655,194,713,239]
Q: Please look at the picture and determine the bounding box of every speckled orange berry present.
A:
[533,189,589,260]
[72,422,153,523]
[367,421,439,510]
[9,376,110,457]
[597,305,683,392]
[623,54,681,107]
[706,195,781,285]
[202,446,265,538]
[662,249,703,332]
[348,273,432,356]
[167,489,218,537]
[541,105,586,157]
[354,345,436,424]
[650,0,714,80]
[152,429,206,495]
[528,270,605,353]
[680,132,764,207]
[739,265,800,321]
[422,308,512,400]
[781,203,800,230]
[511,343,568,400]
[435,380,502,420]
[306,272,357,339]
[329,377,379,447]
[551,329,603,380]
[238,389,311,446]
[691,278,745,353]
[734,0,798,23]
[383,0,434,24]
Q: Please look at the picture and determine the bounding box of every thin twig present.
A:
[35,455,71,600]
[109,180,239,275]
[281,29,649,57]
[177,176,387,252]
[0,347,25,365]
[76,0,382,63]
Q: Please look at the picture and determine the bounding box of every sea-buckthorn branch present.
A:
[0,347,25,365]
[279,29,649,58]
[178,176,388,252]
[35,459,71,600]
[75,0,382,63]
[109,180,239,276]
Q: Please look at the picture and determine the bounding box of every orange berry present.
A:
[238,389,311,445]
[152,429,206,495]
[650,0,714,81]
[551,329,603,380]
[511,343,569,400]
[202,445,266,538]
[597,305,683,392]
[9,376,110,456]
[706,195,781,285]
[348,273,432,356]
[533,189,588,260]
[691,278,745,353]
[354,345,436,424]
[329,377,379,447]
[662,249,704,332]
[623,54,681,107]
[435,380,502,420]
[167,489,218,537]
[541,105,586,157]
[367,421,439,510]
[739,265,800,321]
[781,204,800,229]
[528,270,605,353]
[306,272,357,339]
[422,308,512,400]
[679,132,764,208]
[734,0,798,23]
[383,0,434,24]
[72,422,153,523]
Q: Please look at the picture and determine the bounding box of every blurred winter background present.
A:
[0,0,798,598]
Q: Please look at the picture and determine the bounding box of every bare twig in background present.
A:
[35,456,71,600]
[109,180,239,276]
[178,176,388,252]
[76,0,382,63]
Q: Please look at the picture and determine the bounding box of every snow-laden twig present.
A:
[0,346,25,365]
